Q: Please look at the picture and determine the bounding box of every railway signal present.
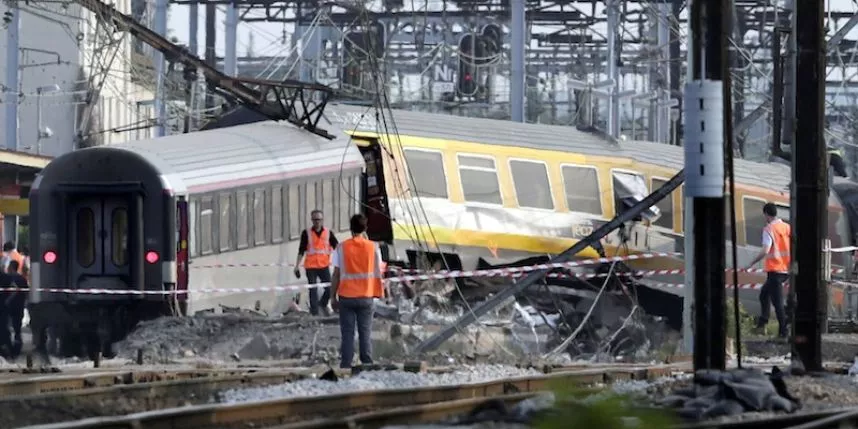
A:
[457,34,476,96]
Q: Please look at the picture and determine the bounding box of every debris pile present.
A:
[657,367,800,420]
[400,256,681,363]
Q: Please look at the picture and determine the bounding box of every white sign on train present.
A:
[327,110,380,132]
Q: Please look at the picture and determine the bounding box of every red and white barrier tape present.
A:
[30,251,679,295]
[23,250,853,295]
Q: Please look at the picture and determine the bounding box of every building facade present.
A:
[0,0,157,158]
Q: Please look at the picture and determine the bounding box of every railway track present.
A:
[16,364,686,429]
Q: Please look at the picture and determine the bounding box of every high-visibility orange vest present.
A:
[304,228,333,269]
[764,220,791,273]
[336,237,384,299]
[5,250,23,275]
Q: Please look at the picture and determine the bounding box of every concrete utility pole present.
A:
[4,3,18,245]
[224,1,238,76]
[606,0,620,138]
[792,0,827,372]
[153,0,168,137]
[783,0,797,149]
[5,4,18,153]
[510,0,525,122]
[684,0,728,370]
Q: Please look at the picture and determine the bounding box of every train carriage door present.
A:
[355,138,393,242]
[176,198,189,315]
[70,198,131,289]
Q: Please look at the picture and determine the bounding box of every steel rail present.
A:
[0,367,305,398]
[17,365,684,429]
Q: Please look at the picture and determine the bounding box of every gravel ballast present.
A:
[219,365,542,403]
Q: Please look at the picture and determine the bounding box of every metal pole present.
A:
[4,4,19,246]
[657,2,671,144]
[189,2,199,56]
[204,3,216,110]
[36,89,42,155]
[792,0,826,372]
[783,0,797,149]
[224,1,238,76]
[686,0,727,371]
[5,4,18,152]
[606,0,619,138]
[153,0,168,137]
[187,1,199,132]
[771,29,783,158]
[510,0,525,123]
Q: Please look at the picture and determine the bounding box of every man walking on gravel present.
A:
[744,202,791,338]
[330,214,384,368]
[293,209,339,316]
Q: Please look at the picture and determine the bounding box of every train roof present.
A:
[324,103,791,194]
[108,119,364,194]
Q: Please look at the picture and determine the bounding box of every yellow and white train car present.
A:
[325,103,854,317]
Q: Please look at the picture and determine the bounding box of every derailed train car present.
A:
[28,120,369,358]
[27,102,858,358]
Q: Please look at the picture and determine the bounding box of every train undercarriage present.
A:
[29,301,171,360]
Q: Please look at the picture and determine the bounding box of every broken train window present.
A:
[612,171,660,222]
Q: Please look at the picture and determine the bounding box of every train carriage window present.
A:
[561,165,602,215]
[111,208,129,266]
[651,178,674,229]
[219,193,232,252]
[743,197,767,247]
[271,186,284,243]
[76,208,96,267]
[323,179,335,230]
[338,176,352,232]
[403,149,448,199]
[189,199,197,257]
[509,159,553,210]
[288,184,301,239]
[307,181,317,224]
[613,171,659,221]
[458,154,502,205]
[253,188,266,246]
[199,197,214,255]
[236,191,249,249]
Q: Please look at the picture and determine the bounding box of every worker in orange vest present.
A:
[744,202,791,338]
[1,242,23,276]
[293,210,339,316]
[330,214,384,369]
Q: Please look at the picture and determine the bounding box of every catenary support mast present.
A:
[792,0,827,372]
[685,0,728,370]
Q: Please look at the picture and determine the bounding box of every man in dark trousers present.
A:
[744,202,791,338]
[331,214,384,368]
[5,260,26,355]
[0,267,14,358]
[294,209,339,316]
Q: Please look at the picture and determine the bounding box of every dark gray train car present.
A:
[28,119,364,358]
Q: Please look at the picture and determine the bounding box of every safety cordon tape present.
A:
[20,251,852,295]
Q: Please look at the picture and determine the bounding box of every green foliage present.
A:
[16,224,28,250]
[533,380,676,429]
[725,297,777,340]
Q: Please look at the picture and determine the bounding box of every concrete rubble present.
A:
[111,259,680,366]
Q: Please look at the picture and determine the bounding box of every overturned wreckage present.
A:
[443,255,679,361]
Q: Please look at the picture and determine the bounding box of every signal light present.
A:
[145,251,160,264]
[43,251,57,264]
[464,73,472,81]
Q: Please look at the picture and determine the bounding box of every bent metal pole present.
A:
[685,0,728,371]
